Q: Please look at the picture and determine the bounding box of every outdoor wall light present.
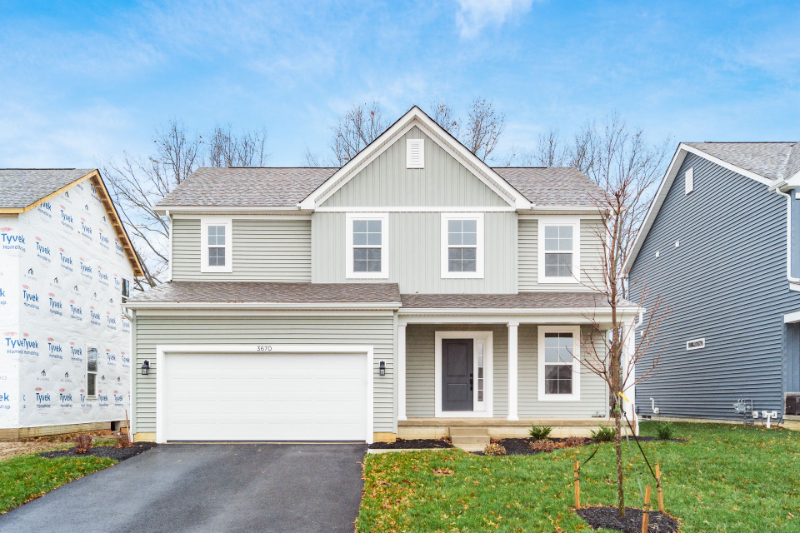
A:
[141,360,150,376]
[379,361,386,376]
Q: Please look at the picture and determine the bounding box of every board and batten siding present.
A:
[518,218,604,291]
[405,324,607,418]
[171,218,311,281]
[312,212,517,293]
[321,126,508,208]
[132,312,395,433]
[629,152,800,420]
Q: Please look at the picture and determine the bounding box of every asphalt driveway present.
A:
[0,443,367,533]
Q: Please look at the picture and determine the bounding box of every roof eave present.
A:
[124,301,402,310]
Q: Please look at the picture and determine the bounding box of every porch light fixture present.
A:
[379,361,386,376]
[141,360,150,376]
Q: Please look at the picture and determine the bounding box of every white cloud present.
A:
[455,0,537,39]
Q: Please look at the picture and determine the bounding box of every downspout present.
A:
[770,182,800,284]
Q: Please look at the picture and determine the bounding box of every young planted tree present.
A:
[571,114,670,516]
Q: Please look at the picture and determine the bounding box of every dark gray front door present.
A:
[442,339,473,411]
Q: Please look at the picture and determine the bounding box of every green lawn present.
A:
[357,422,800,532]
[0,453,116,513]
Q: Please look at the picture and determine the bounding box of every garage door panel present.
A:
[164,352,367,441]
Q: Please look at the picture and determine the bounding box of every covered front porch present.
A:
[393,294,639,441]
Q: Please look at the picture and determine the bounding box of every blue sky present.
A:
[1,0,798,168]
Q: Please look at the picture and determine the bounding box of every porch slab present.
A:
[399,417,619,439]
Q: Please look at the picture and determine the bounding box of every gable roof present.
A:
[299,106,531,210]
[0,168,143,277]
[495,167,603,208]
[623,141,799,274]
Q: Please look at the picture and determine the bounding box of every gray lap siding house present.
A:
[628,145,800,420]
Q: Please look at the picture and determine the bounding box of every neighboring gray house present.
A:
[626,142,800,422]
[124,106,639,445]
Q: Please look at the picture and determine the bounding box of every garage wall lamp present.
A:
[141,360,150,376]
[379,361,386,376]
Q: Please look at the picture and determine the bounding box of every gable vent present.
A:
[407,139,424,169]
[685,167,694,195]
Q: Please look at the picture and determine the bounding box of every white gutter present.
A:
[769,181,800,285]
[124,301,402,310]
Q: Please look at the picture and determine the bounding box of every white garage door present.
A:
[163,352,368,441]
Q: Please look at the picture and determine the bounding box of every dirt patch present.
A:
[0,431,115,461]
[577,506,680,532]
[369,438,453,450]
[40,442,157,462]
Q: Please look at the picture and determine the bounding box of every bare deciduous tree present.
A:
[430,100,460,138]
[104,120,270,290]
[329,102,387,166]
[509,128,569,167]
[461,98,506,161]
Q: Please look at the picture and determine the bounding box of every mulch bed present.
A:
[40,442,157,461]
[494,437,594,455]
[369,438,453,450]
[577,506,680,532]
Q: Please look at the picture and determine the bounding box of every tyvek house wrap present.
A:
[1,179,134,429]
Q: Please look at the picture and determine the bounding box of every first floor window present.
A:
[87,347,98,397]
[347,213,388,278]
[539,326,580,401]
[441,213,484,278]
[201,217,232,273]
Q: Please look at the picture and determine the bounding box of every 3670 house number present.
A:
[256,345,273,352]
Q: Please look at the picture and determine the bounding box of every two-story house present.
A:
[626,142,800,424]
[125,107,640,445]
[0,169,142,440]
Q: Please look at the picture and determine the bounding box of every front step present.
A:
[449,427,490,452]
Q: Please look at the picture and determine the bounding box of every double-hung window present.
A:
[346,213,388,278]
[538,326,580,401]
[87,346,98,397]
[201,217,232,273]
[441,213,484,278]
[538,217,580,283]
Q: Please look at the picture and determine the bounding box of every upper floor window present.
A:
[538,217,580,284]
[201,217,232,273]
[538,326,580,401]
[346,213,388,278]
[441,213,484,279]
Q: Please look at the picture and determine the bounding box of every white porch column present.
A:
[397,324,407,421]
[622,319,637,435]
[507,321,519,421]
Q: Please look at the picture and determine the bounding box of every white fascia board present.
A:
[784,310,800,323]
[155,205,307,215]
[124,301,402,310]
[300,107,531,210]
[519,206,604,215]
[397,306,641,317]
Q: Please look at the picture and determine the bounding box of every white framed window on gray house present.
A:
[538,216,580,284]
[538,325,581,401]
[200,217,232,273]
[87,346,98,398]
[346,213,389,278]
[441,213,484,279]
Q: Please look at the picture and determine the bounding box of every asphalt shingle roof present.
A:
[400,292,636,309]
[126,281,402,306]
[158,166,600,208]
[0,169,94,209]
[685,142,800,181]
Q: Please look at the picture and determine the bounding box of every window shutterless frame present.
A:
[346,213,389,279]
[86,344,99,399]
[200,217,233,273]
[441,213,484,279]
[537,325,581,401]
[537,216,581,284]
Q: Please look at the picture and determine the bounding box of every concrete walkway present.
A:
[0,443,367,533]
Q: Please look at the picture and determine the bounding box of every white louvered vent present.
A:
[407,139,424,169]
[685,167,694,194]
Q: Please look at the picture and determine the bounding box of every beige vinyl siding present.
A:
[171,218,311,281]
[518,325,609,417]
[406,324,508,418]
[312,212,517,293]
[321,126,508,208]
[405,324,607,419]
[518,218,604,291]
[132,312,395,433]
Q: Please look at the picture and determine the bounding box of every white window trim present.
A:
[200,216,233,273]
[538,325,581,402]
[441,213,484,279]
[346,213,389,279]
[537,216,581,284]
[86,343,98,399]
[434,331,493,418]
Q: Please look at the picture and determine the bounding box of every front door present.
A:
[442,339,474,411]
